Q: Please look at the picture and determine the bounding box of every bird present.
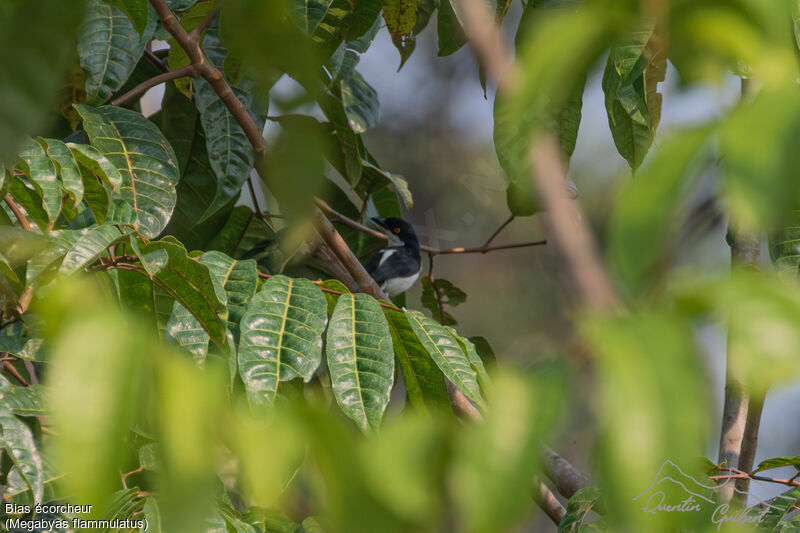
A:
[364,217,422,297]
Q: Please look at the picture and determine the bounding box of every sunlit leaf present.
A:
[59,224,127,274]
[0,406,43,503]
[17,137,61,225]
[39,138,84,209]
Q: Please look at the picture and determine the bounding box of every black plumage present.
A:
[365,217,422,296]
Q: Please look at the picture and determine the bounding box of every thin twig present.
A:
[3,361,29,386]
[144,48,169,73]
[482,214,514,247]
[191,3,222,40]
[4,195,32,231]
[247,176,272,226]
[111,65,196,106]
[315,198,547,255]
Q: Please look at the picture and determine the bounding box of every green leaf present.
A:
[340,70,379,134]
[420,277,465,326]
[602,26,665,170]
[453,334,491,393]
[289,0,354,54]
[193,78,259,222]
[759,486,800,532]
[327,293,395,432]
[558,487,602,532]
[68,142,124,191]
[103,0,150,35]
[17,137,61,224]
[770,210,800,281]
[137,239,229,346]
[0,337,45,363]
[78,0,156,104]
[0,406,43,503]
[405,309,484,408]
[753,456,800,474]
[75,105,180,239]
[437,0,467,56]
[39,138,84,208]
[79,163,111,224]
[143,498,163,532]
[59,225,126,274]
[383,308,450,413]
[383,0,418,66]
[238,275,328,405]
[116,267,174,338]
[9,177,49,231]
[0,380,49,417]
[0,0,88,166]
[0,252,19,283]
[166,251,257,362]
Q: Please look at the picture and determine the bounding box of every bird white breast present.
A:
[377,248,398,266]
[381,269,421,297]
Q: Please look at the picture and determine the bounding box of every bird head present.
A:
[370,217,418,247]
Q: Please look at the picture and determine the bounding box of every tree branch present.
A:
[315,198,547,255]
[191,3,222,40]
[542,444,590,499]
[4,194,32,231]
[111,65,196,106]
[532,477,566,525]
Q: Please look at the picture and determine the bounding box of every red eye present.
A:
[393,227,401,234]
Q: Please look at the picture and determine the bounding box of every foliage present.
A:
[2,0,800,531]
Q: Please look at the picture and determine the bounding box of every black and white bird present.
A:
[365,217,422,297]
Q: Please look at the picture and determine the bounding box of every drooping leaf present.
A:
[405,309,484,408]
[39,138,84,208]
[116,267,174,339]
[383,0,418,66]
[383,308,450,413]
[9,177,49,231]
[602,25,665,170]
[437,0,467,56]
[135,239,229,346]
[78,0,156,104]
[753,456,800,474]
[453,333,491,393]
[79,164,111,224]
[193,78,260,223]
[327,293,395,432]
[75,105,180,239]
[0,406,43,503]
[68,142,124,192]
[17,137,61,224]
[238,275,328,405]
[59,224,126,274]
[0,0,88,166]
[420,277,465,326]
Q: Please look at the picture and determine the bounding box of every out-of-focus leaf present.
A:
[451,369,564,533]
[602,26,665,170]
[289,0,354,54]
[437,0,466,56]
[59,224,126,274]
[384,308,450,413]
[136,239,229,346]
[76,105,180,239]
[78,0,156,104]
[0,379,49,417]
[383,0,418,66]
[494,5,620,215]
[356,160,413,210]
[770,210,800,281]
[193,78,260,222]
[327,293,395,432]
[558,487,602,532]
[405,309,484,409]
[753,456,800,474]
[759,486,800,532]
[0,406,43,503]
[607,127,713,294]
[103,0,150,35]
[722,87,800,233]
[420,277,465,326]
[238,275,327,405]
[0,0,88,166]
[39,138,84,208]
[44,279,145,516]
[116,268,174,339]
[142,498,163,532]
[17,137,61,224]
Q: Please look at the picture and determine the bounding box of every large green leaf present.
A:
[193,79,259,223]
[165,251,257,362]
[404,309,484,409]
[17,137,61,225]
[39,138,84,208]
[68,142,124,192]
[437,0,467,56]
[0,406,43,503]
[289,0,354,54]
[602,26,665,170]
[327,293,395,432]
[0,0,87,166]
[383,0,418,65]
[136,239,229,347]
[340,70,379,134]
[8,177,49,231]
[78,0,156,104]
[116,267,174,338]
[103,0,150,35]
[558,487,602,532]
[0,378,49,417]
[759,486,800,532]
[79,163,111,224]
[59,224,126,274]
[383,308,450,413]
[76,105,180,238]
[238,275,328,405]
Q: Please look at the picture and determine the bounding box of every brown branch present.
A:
[111,65,196,106]
[144,48,169,73]
[315,198,547,255]
[532,477,567,525]
[3,361,29,386]
[191,3,222,40]
[4,195,32,231]
[482,214,514,247]
[542,444,590,499]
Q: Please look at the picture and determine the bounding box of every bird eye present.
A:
[393,227,401,234]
